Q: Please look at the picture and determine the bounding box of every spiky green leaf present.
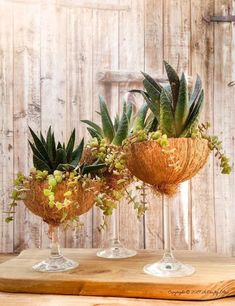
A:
[148,117,158,133]
[33,155,51,172]
[29,141,48,164]
[164,61,180,110]
[81,120,103,136]
[51,133,56,160]
[57,163,75,171]
[144,113,158,133]
[143,75,161,103]
[175,73,189,135]
[82,163,106,175]
[112,112,129,146]
[99,95,115,143]
[114,114,120,131]
[126,101,133,122]
[87,128,102,140]
[130,90,160,121]
[29,127,51,165]
[141,71,162,92]
[40,132,46,146]
[46,126,56,163]
[55,148,67,166]
[133,103,149,132]
[71,138,84,167]
[57,142,62,149]
[160,89,176,137]
[66,128,75,161]
[189,74,202,109]
[181,90,204,137]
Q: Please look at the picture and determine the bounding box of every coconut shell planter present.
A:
[23,178,101,226]
[126,138,210,196]
[7,127,105,272]
[82,97,137,259]
[123,61,231,277]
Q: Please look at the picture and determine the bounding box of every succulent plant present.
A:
[81,96,147,221]
[5,127,105,223]
[129,61,231,175]
[29,126,104,175]
[82,95,134,146]
[130,61,204,138]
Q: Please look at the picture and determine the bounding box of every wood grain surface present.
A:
[0,249,234,301]
[0,292,234,306]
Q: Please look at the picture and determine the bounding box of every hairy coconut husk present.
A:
[126,138,210,196]
[81,146,130,192]
[80,147,97,165]
[103,172,127,191]
[23,179,101,226]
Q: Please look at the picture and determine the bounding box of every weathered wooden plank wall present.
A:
[0,0,234,255]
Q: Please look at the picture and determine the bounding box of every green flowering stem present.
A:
[199,123,232,174]
[124,186,147,219]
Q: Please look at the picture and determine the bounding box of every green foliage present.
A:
[29,127,104,175]
[163,60,180,110]
[127,61,231,176]
[175,73,189,135]
[112,111,129,146]
[83,96,134,146]
[159,89,176,137]
[131,61,204,138]
[132,103,149,132]
[99,95,115,142]
[199,123,232,175]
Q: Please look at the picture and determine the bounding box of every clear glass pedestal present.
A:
[97,208,136,259]
[33,225,78,272]
[144,253,195,277]
[143,199,195,277]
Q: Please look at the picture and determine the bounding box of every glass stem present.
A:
[163,198,174,260]
[49,225,61,258]
[112,206,120,244]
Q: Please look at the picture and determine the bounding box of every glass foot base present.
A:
[32,255,79,272]
[97,242,136,259]
[144,260,195,277]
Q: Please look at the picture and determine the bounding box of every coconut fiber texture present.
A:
[126,138,210,196]
[23,179,101,226]
[81,147,131,191]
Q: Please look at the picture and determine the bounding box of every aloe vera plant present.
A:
[131,61,204,138]
[29,126,104,174]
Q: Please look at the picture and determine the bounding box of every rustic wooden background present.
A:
[0,0,234,255]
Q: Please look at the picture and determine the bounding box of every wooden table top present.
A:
[0,252,234,306]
